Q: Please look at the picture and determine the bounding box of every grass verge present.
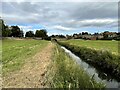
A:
[58,41,120,81]
[45,44,105,88]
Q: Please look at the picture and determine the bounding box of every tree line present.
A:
[1,19,120,40]
[25,30,47,38]
[0,19,48,39]
[1,19,24,37]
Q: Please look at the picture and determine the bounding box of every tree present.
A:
[19,30,24,37]
[25,31,34,37]
[59,35,66,38]
[35,29,48,38]
[0,19,5,31]
[103,31,109,39]
[0,19,24,37]
[0,19,5,37]
[0,19,12,37]
[10,25,23,37]
[50,35,55,38]
[82,32,88,35]
[94,33,99,35]
[2,26,12,37]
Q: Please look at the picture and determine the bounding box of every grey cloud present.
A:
[69,2,118,20]
[1,2,118,30]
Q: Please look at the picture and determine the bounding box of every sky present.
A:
[1,0,119,36]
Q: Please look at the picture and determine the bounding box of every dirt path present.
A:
[3,42,54,88]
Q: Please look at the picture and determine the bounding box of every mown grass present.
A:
[2,39,49,75]
[46,44,105,88]
[61,40,119,55]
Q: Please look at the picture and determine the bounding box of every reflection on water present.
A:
[61,46,120,88]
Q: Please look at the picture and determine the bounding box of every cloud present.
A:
[51,25,73,31]
[2,0,119,2]
[79,19,117,27]
[47,32,64,36]
[1,2,118,33]
[63,18,118,28]
[19,25,33,30]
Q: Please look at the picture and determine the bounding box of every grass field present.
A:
[61,40,119,55]
[2,39,119,88]
[46,44,105,88]
[2,39,49,75]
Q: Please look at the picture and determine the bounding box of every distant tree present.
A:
[66,35,72,39]
[0,19,11,37]
[0,19,24,37]
[50,35,55,38]
[58,35,66,38]
[35,29,48,38]
[2,25,12,37]
[82,32,88,35]
[10,25,23,37]
[103,31,109,39]
[73,33,77,38]
[0,19,5,31]
[0,19,5,37]
[79,33,82,35]
[25,31,34,37]
[94,33,99,35]
[19,30,24,37]
[73,33,77,37]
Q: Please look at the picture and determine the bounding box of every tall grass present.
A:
[58,41,120,81]
[46,44,105,88]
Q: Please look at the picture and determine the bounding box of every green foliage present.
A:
[46,45,105,88]
[58,41,120,81]
[35,29,48,38]
[2,26,12,37]
[103,31,109,39]
[0,19,6,37]
[2,39,49,76]
[10,26,24,37]
[0,19,5,31]
[25,31,34,37]
[1,19,24,37]
[2,25,24,37]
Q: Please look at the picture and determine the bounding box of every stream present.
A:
[61,46,120,88]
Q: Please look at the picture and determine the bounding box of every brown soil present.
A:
[3,42,54,88]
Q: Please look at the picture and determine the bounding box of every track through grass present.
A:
[2,39,49,75]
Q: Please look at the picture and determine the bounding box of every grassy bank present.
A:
[46,44,105,88]
[58,40,120,81]
[61,40,119,55]
[2,39,49,75]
